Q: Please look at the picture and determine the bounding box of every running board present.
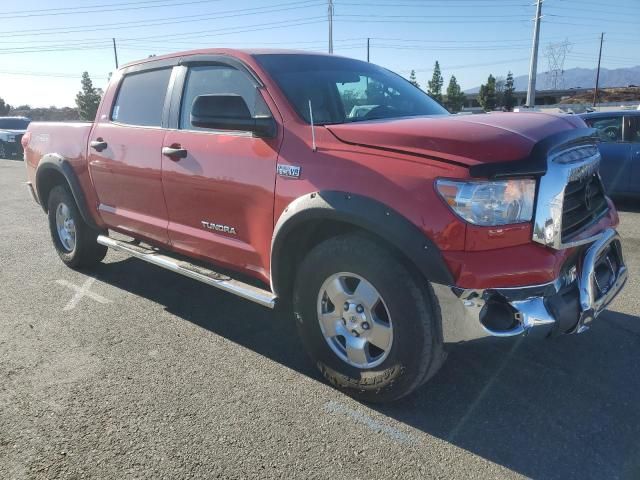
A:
[97,235,276,309]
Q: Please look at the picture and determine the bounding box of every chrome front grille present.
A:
[561,173,608,242]
[533,143,609,249]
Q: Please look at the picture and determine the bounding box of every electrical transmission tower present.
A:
[545,39,572,90]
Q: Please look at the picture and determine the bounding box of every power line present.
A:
[339,1,530,7]
[334,17,530,24]
[396,57,531,73]
[0,70,108,80]
[337,13,531,19]
[554,0,640,11]
[1,0,216,16]
[0,0,220,19]
[0,17,329,55]
[0,0,326,37]
[546,13,639,25]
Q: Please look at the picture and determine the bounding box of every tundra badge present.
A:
[201,221,237,235]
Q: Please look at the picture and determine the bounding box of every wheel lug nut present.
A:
[362,322,370,330]
[351,330,360,337]
[342,318,347,325]
[343,302,350,311]
[356,305,364,313]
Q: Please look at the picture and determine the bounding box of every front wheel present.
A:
[47,185,107,268]
[293,234,446,403]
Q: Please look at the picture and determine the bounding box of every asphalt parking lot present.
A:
[1,159,639,479]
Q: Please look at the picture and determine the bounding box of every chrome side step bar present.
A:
[97,235,277,309]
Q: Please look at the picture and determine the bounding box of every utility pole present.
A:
[525,0,543,108]
[367,37,370,62]
[328,0,334,54]
[112,37,119,69]
[593,32,604,107]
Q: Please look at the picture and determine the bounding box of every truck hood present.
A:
[326,112,585,167]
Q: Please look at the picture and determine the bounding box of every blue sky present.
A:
[1,0,638,107]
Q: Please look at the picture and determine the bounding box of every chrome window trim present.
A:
[532,147,608,250]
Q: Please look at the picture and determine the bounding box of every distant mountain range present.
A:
[465,66,640,93]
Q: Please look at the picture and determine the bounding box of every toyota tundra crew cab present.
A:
[24,50,627,402]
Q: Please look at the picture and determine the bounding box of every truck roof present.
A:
[120,48,331,70]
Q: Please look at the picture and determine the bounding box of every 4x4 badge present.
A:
[277,164,301,179]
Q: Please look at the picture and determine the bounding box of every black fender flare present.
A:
[270,191,454,297]
[35,153,100,230]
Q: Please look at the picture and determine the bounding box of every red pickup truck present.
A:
[24,49,627,402]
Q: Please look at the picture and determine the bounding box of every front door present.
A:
[161,64,280,281]
[88,67,173,244]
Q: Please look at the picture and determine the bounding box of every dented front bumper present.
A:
[436,228,627,344]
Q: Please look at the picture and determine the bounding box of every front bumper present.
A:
[436,228,627,344]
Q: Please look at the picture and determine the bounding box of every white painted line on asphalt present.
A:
[447,336,525,442]
[324,400,416,444]
[55,278,111,311]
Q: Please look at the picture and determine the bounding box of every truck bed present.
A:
[24,122,93,201]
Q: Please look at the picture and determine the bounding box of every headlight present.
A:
[436,178,536,226]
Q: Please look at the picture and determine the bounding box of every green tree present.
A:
[427,61,444,102]
[75,72,102,121]
[408,70,420,88]
[445,75,465,113]
[503,71,516,111]
[0,97,11,116]
[478,74,497,111]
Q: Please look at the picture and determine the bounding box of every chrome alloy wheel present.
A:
[55,202,76,252]
[317,272,393,369]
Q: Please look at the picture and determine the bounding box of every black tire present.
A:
[47,184,107,268]
[293,234,446,403]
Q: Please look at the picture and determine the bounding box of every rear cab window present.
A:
[111,68,172,127]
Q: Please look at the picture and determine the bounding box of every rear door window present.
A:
[112,68,172,127]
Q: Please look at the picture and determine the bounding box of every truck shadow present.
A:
[88,258,640,480]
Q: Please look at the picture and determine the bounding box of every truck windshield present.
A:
[0,118,30,130]
[254,54,448,125]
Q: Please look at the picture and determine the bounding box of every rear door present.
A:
[88,65,174,245]
[161,60,280,280]
[584,115,631,195]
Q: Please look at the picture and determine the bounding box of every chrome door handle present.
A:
[162,146,188,160]
[90,139,108,152]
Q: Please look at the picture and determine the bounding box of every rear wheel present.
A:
[47,185,107,268]
[293,234,446,403]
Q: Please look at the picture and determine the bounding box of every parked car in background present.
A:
[0,116,31,160]
[580,111,640,198]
